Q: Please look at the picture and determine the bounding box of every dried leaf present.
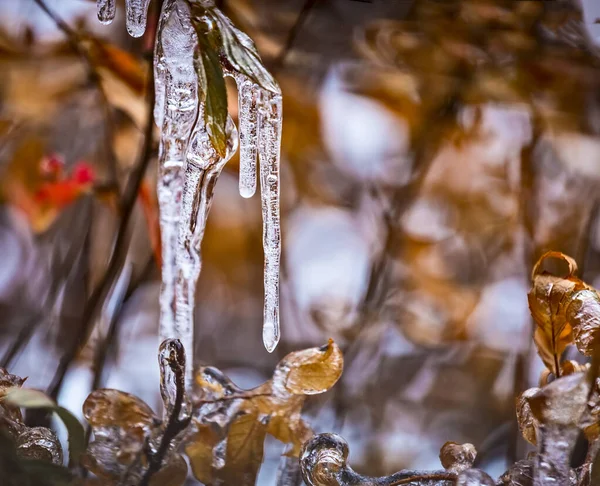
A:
[282,339,344,395]
[186,424,220,485]
[528,252,585,376]
[439,442,476,473]
[566,289,600,357]
[220,411,267,485]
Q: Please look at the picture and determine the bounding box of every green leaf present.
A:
[55,407,85,467]
[4,388,84,467]
[212,10,280,94]
[193,16,229,158]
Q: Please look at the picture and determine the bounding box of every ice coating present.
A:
[97,0,116,24]
[125,0,152,37]
[258,91,282,352]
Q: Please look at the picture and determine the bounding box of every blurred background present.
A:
[1,0,600,483]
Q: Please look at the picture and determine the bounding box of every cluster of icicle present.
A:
[96,0,283,384]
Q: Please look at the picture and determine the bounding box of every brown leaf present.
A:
[186,423,220,485]
[280,339,344,395]
[220,411,267,485]
[566,289,600,357]
[528,252,585,376]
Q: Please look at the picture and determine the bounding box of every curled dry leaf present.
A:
[528,251,600,377]
[439,442,477,473]
[185,340,343,486]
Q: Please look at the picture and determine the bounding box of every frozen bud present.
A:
[439,442,477,473]
[300,433,348,486]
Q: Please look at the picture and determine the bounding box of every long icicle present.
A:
[258,91,282,352]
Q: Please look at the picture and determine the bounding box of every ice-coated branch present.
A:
[140,339,192,486]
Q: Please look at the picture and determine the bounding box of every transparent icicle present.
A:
[156,0,198,384]
[175,111,238,384]
[236,75,259,198]
[97,0,116,24]
[125,0,151,37]
[258,91,282,352]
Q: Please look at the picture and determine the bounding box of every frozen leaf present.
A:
[516,388,540,445]
[280,339,344,395]
[567,289,600,357]
[439,442,476,473]
[186,342,343,484]
[211,10,279,94]
[528,251,587,376]
[193,15,228,158]
[220,411,268,485]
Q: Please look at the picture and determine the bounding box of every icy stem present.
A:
[96,0,116,24]
[156,0,198,381]
[258,91,282,352]
[126,0,151,37]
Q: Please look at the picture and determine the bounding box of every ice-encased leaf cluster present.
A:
[97,0,283,379]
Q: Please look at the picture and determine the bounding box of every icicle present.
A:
[175,112,238,386]
[258,91,283,352]
[96,0,116,24]
[236,75,259,198]
[125,0,151,37]
[156,0,198,382]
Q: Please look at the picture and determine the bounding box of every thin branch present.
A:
[272,0,320,72]
[45,37,157,402]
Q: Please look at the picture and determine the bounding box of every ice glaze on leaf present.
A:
[280,339,344,395]
[212,10,279,94]
[193,16,228,158]
[185,341,343,485]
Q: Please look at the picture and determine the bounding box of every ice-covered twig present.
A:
[300,434,456,486]
[140,339,191,486]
